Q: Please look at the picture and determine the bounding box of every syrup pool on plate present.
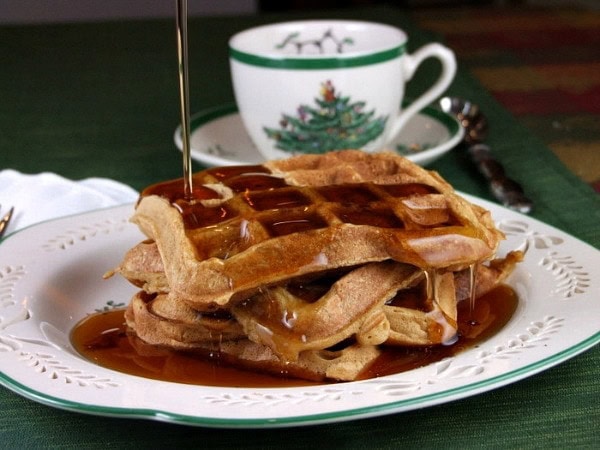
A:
[70,284,518,388]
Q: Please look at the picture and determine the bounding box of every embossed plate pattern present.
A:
[0,197,599,428]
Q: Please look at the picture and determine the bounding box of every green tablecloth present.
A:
[1,6,598,448]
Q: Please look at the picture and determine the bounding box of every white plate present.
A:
[0,198,599,428]
[174,103,464,167]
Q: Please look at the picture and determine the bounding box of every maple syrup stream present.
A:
[176,0,193,199]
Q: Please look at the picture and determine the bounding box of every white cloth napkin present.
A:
[0,169,139,235]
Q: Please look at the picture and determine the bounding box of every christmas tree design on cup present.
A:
[264,81,388,154]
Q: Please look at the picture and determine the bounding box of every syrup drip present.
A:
[424,269,434,305]
[361,284,518,379]
[71,285,517,387]
[422,269,458,345]
[468,263,478,325]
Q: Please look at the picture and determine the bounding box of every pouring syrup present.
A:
[176,0,193,199]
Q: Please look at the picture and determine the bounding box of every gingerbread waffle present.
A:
[127,150,503,310]
[126,293,382,382]
[122,252,520,381]
[124,260,429,381]
[109,150,520,382]
[124,264,394,381]
[231,261,423,361]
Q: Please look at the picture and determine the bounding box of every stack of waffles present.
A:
[109,150,522,381]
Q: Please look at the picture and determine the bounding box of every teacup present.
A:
[229,20,457,160]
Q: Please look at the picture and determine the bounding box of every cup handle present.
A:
[387,43,457,141]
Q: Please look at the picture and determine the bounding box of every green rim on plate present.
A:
[1,186,599,428]
[1,330,598,427]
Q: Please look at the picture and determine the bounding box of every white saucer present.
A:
[174,103,464,167]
